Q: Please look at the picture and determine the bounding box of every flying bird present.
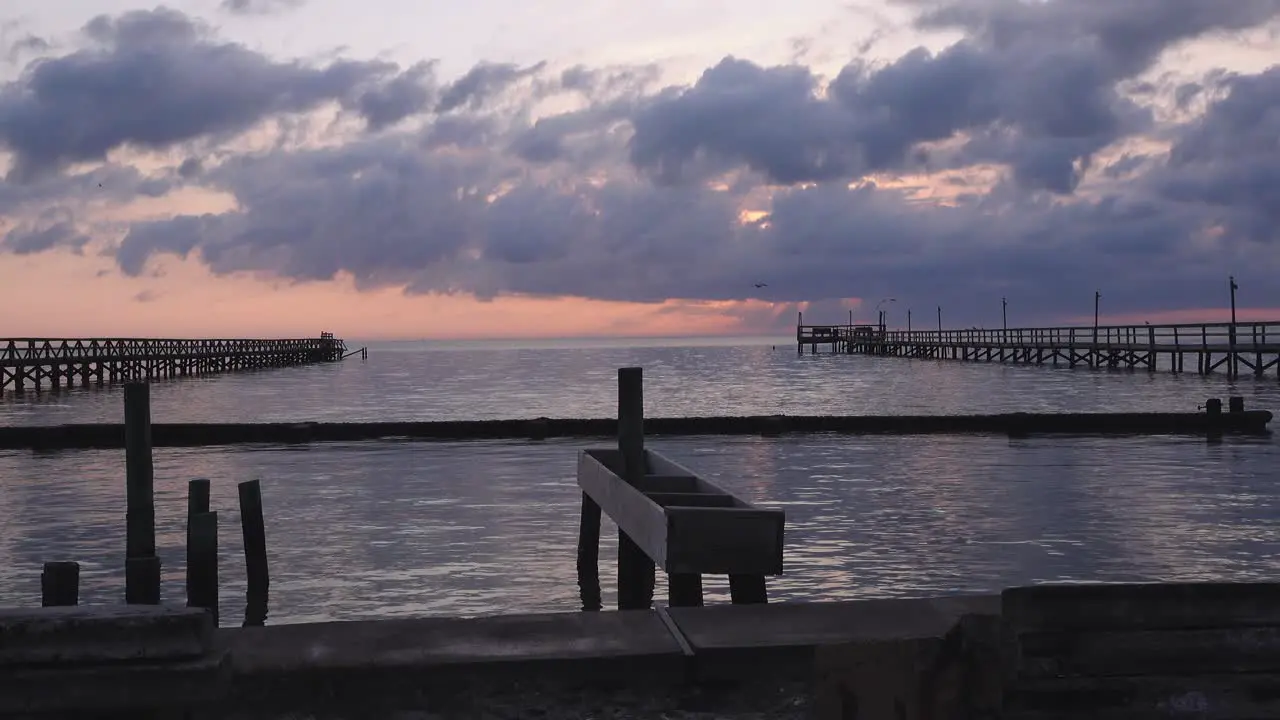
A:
[754,283,768,288]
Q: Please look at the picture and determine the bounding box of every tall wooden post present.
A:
[188,511,219,627]
[124,383,160,604]
[41,561,80,607]
[616,367,654,610]
[576,492,602,611]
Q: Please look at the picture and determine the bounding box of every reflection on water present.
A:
[2,434,1278,625]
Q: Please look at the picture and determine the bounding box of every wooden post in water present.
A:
[238,480,270,598]
[729,574,768,605]
[124,383,161,604]
[186,479,210,601]
[616,367,655,611]
[41,561,79,606]
[669,574,704,607]
[576,492,603,611]
[187,511,219,626]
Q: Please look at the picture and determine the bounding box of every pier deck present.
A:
[801,320,1280,379]
[0,334,347,393]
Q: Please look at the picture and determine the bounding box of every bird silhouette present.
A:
[754,283,768,288]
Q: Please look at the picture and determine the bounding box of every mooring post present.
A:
[616,366,655,611]
[188,511,219,626]
[124,382,161,604]
[186,479,210,600]
[238,480,270,597]
[41,561,79,607]
[576,492,603,611]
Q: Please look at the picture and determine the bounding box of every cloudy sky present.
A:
[0,0,1278,339]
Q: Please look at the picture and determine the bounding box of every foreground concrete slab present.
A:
[0,604,213,666]
[220,609,689,713]
[0,652,230,715]
[666,594,1000,679]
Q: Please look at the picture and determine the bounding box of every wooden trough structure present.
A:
[575,367,785,610]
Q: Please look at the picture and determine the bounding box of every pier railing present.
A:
[1,337,343,363]
[798,320,1280,378]
[1,336,348,392]
[873,321,1280,350]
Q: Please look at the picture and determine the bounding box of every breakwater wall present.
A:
[0,408,1270,449]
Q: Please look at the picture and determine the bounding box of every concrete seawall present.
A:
[0,595,999,718]
[0,410,1270,449]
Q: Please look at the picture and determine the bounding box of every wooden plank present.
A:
[1003,582,1280,633]
[578,449,786,575]
[644,492,737,508]
[577,450,669,569]
[1015,626,1280,679]
[634,475,699,493]
[666,506,784,575]
[1004,673,1280,720]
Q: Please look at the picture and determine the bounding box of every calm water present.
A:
[2,337,1279,624]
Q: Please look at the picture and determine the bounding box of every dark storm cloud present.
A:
[0,8,435,180]
[1154,67,1280,243]
[629,0,1279,193]
[5,0,1280,326]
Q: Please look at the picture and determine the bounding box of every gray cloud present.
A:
[0,8,435,180]
[219,0,307,16]
[4,0,1280,328]
[2,221,89,254]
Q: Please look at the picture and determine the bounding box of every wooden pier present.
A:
[0,333,347,393]
[800,318,1280,379]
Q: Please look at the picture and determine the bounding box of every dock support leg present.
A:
[729,574,768,605]
[576,492,602,611]
[617,531,655,610]
[668,573,703,607]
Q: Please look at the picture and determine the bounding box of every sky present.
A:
[0,0,1278,340]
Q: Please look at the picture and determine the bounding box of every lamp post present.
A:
[1094,290,1101,330]
[907,309,912,334]
[1230,275,1239,378]
[875,298,896,333]
[937,306,942,334]
[1002,297,1007,331]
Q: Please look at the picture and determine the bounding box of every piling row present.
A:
[0,335,347,393]
[36,382,272,625]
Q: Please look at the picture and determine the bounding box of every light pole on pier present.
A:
[1094,291,1101,330]
[1002,297,1007,331]
[937,306,942,334]
[1230,275,1238,326]
[907,309,912,334]
[875,298,896,333]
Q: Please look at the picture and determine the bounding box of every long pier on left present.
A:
[0,332,348,393]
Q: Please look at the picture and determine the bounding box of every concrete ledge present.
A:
[0,605,214,666]
[666,594,1001,680]
[220,609,689,712]
[0,651,230,714]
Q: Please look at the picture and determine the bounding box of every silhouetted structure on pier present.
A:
[799,316,1280,380]
[0,334,347,393]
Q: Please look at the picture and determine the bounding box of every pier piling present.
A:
[40,561,79,607]
[668,573,704,608]
[239,479,270,624]
[188,511,219,626]
[616,367,655,611]
[576,493,603,611]
[186,479,211,601]
[124,383,160,605]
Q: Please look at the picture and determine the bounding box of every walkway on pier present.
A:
[800,321,1280,379]
[0,334,347,392]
